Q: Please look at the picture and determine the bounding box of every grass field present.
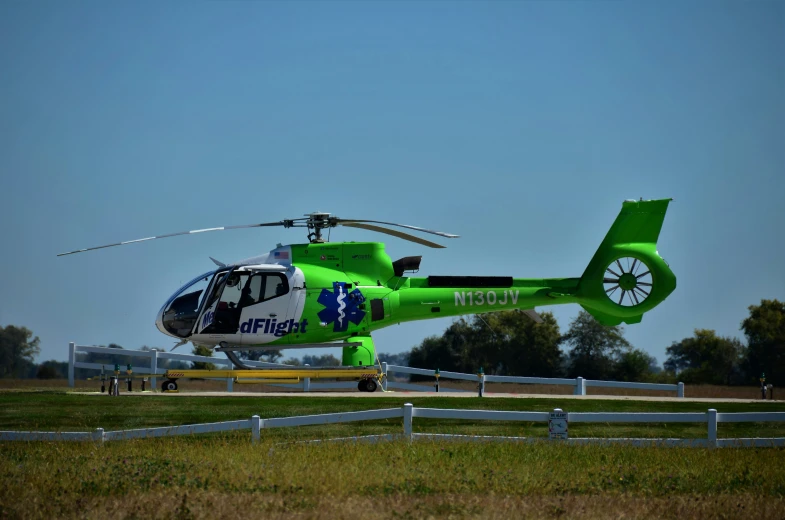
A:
[1,387,784,519]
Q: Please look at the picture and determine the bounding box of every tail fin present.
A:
[577,199,676,325]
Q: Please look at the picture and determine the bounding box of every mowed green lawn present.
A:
[2,390,784,519]
[1,391,784,440]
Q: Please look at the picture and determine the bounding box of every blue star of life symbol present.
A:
[317,282,366,332]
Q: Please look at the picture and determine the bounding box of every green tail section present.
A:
[577,199,676,325]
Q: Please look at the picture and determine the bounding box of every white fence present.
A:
[68,343,684,397]
[3,404,783,448]
[382,364,685,397]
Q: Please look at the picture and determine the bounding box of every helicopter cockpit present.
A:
[156,265,294,340]
[157,269,217,339]
[197,268,290,335]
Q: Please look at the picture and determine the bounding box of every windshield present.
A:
[160,270,217,338]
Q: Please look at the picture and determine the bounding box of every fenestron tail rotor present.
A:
[57,212,459,256]
[602,257,653,307]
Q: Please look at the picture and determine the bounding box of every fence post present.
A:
[303,364,311,392]
[707,408,718,448]
[478,368,485,397]
[227,377,234,393]
[251,415,261,444]
[574,377,586,396]
[150,350,158,392]
[403,403,413,441]
[677,382,684,398]
[93,428,105,445]
[381,362,388,391]
[68,342,76,388]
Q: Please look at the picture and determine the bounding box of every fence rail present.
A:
[3,405,783,447]
[383,364,685,397]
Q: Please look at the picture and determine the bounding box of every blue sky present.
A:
[1,1,783,367]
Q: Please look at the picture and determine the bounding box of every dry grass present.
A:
[3,491,780,519]
[2,437,784,519]
[2,385,784,519]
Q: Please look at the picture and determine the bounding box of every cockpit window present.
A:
[160,271,214,338]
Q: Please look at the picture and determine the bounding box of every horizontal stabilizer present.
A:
[580,305,642,326]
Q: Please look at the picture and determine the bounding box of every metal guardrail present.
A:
[68,342,295,392]
[69,343,684,397]
[3,405,784,447]
[382,363,685,397]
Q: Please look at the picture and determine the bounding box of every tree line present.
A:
[405,299,784,385]
[1,299,782,385]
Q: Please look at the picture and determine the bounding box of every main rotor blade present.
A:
[340,223,446,248]
[57,221,292,256]
[338,219,459,239]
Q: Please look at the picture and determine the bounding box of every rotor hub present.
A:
[618,273,637,291]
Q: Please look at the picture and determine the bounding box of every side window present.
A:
[262,273,289,301]
[218,273,249,309]
[248,275,263,301]
[237,273,289,307]
[238,274,263,309]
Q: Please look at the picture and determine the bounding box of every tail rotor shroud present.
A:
[577,198,677,326]
[603,257,653,307]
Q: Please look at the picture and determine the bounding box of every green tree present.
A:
[36,360,68,379]
[191,345,216,370]
[240,349,283,364]
[0,325,40,378]
[408,318,476,376]
[471,311,562,377]
[562,311,631,380]
[613,348,657,382]
[36,364,59,379]
[377,351,410,367]
[301,354,341,367]
[741,299,785,385]
[664,329,745,385]
[407,311,562,378]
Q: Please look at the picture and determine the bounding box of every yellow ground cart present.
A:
[161,366,382,392]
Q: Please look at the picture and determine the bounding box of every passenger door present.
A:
[236,267,296,345]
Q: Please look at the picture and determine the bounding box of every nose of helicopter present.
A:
[155,269,217,339]
[155,305,176,338]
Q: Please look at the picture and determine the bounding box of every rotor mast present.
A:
[305,212,334,244]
